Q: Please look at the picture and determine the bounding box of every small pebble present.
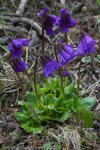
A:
[81,6,87,13]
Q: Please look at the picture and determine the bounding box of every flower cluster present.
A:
[76,32,96,56]
[55,41,75,66]
[8,38,29,58]
[40,55,61,78]
[37,7,57,35]
[55,8,76,33]
[10,58,28,72]
[8,38,29,72]
[8,7,96,77]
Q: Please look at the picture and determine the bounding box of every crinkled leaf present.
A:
[44,94,57,105]
[15,112,30,124]
[65,81,75,92]
[54,96,63,107]
[39,115,56,121]
[77,107,93,127]
[64,99,75,111]
[57,111,71,122]
[21,120,43,134]
[26,92,37,105]
[53,88,60,97]
[79,97,95,109]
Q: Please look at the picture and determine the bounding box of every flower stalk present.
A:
[77,56,82,101]
[42,23,45,54]
[24,69,34,91]
[65,32,68,44]
[34,56,50,109]
[9,59,29,110]
[65,32,69,73]
[55,46,65,103]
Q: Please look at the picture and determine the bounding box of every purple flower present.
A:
[55,41,75,66]
[10,58,28,72]
[63,66,68,77]
[8,38,29,58]
[37,7,57,35]
[76,32,96,56]
[40,55,61,78]
[55,8,76,33]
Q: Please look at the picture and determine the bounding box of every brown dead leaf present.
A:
[35,140,41,146]
[63,143,65,150]
[0,80,3,93]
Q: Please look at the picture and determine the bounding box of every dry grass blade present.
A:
[48,129,60,143]
[62,126,81,150]
[69,129,81,150]
[62,126,70,150]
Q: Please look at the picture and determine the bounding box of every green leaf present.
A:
[79,97,95,109]
[82,56,98,63]
[21,120,43,134]
[57,111,71,122]
[73,6,78,13]
[0,55,5,63]
[82,56,91,63]
[65,81,75,92]
[97,19,100,24]
[0,45,9,52]
[10,4,14,8]
[15,112,30,124]
[44,94,57,105]
[26,92,37,105]
[97,54,100,60]
[0,17,5,25]
[96,0,100,7]
[64,99,75,111]
[12,132,20,139]
[39,115,56,121]
[54,96,63,107]
[50,76,60,93]
[53,88,60,97]
[8,32,14,37]
[18,101,23,105]
[77,107,93,127]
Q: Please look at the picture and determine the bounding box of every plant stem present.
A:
[59,67,65,103]
[9,60,29,109]
[77,56,82,101]
[16,73,25,104]
[65,33,70,74]
[34,56,50,109]
[65,32,68,44]
[54,46,65,103]
[24,69,34,91]
[42,23,44,54]
[16,73,29,110]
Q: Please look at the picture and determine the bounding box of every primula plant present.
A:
[7,7,96,137]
